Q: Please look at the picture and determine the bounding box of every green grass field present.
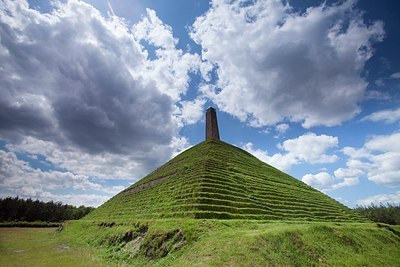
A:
[70,139,399,265]
[0,228,112,267]
[1,221,399,266]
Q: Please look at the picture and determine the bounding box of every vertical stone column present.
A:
[206,107,220,141]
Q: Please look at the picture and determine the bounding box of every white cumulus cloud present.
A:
[302,172,335,188]
[276,124,289,134]
[0,150,120,206]
[362,108,400,124]
[191,0,384,128]
[302,171,359,192]
[390,72,400,79]
[279,133,339,164]
[274,123,289,137]
[242,132,339,172]
[356,192,400,206]
[178,97,207,125]
[342,133,400,187]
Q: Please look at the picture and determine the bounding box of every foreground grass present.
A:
[1,221,398,266]
[62,219,400,266]
[0,228,111,267]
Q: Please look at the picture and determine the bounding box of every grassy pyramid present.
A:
[85,139,365,222]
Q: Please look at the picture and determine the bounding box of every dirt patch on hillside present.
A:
[140,228,186,259]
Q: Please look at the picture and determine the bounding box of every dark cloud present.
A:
[0,0,180,155]
[0,99,55,141]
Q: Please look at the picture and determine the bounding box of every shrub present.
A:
[354,203,400,225]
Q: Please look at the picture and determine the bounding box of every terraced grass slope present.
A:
[85,140,365,222]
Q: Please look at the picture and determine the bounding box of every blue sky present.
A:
[0,0,399,207]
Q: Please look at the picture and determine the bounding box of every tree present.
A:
[0,197,95,222]
[354,203,400,225]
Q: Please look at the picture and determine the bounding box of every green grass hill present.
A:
[60,219,400,266]
[85,139,365,222]
[60,139,399,266]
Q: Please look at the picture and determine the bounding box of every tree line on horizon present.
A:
[354,203,400,225]
[0,197,94,222]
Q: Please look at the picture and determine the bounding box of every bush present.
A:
[354,203,400,225]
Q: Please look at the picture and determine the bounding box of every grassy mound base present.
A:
[61,219,400,266]
[87,140,365,222]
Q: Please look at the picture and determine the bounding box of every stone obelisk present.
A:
[205,107,220,141]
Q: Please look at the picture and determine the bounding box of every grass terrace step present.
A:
[85,140,366,222]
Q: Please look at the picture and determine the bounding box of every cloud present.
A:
[0,0,203,180]
[0,149,120,206]
[242,132,339,172]
[0,190,111,208]
[133,8,177,50]
[5,135,190,180]
[302,172,335,188]
[390,72,400,79]
[191,0,384,128]
[39,191,112,208]
[342,133,400,187]
[302,171,359,192]
[334,168,364,179]
[279,133,339,164]
[365,133,400,152]
[132,8,209,101]
[242,142,297,172]
[362,108,400,123]
[276,124,289,134]
[0,0,208,206]
[0,0,205,154]
[178,97,207,125]
[364,90,391,101]
[274,123,289,137]
[356,192,400,206]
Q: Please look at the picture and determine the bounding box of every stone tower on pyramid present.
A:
[85,108,365,222]
[206,107,220,140]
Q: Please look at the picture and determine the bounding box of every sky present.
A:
[0,0,399,208]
